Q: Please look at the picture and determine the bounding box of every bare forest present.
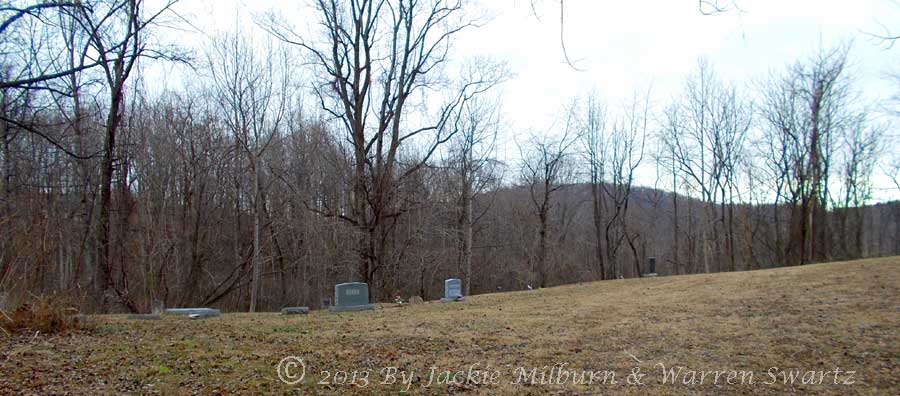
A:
[1,0,898,313]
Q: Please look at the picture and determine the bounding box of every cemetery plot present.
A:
[1,257,898,395]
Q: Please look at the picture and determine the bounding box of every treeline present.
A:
[0,1,897,313]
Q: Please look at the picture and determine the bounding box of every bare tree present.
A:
[578,90,648,279]
[760,45,851,265]
[834,114,884,258]
[448,91,504,295]
[0,1,96,90]
[578,91,608,279]
[884,71,900,194]
[663,59,750,272]
[264,0,497,299]
[207,27,291,312]
[520,117,577,288]
[70,0,181,311]
[0,1,106,160]
[609,93,649,278]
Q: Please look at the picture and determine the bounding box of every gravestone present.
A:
[164,307,221,318]
[408,296,424,305]
[188,311,219,319]
[330,282,374,312]
[281,307,310,315]
[151,299,165,316]
[441,278,464,302]
[322,297,332,308]
[645,257,658,278]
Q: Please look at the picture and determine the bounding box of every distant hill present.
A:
[469,181,900,289]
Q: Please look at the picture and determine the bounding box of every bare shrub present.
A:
[1,295,84,335]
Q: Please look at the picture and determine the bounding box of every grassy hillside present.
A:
[1,257,898,395]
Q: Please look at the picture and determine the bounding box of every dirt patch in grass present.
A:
[1,257,898,395]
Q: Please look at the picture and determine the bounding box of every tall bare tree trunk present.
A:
[590,178,606,279]
[71,69,91,290]
[96,88,121,309]
[249,160,261,312]
[671,160,680,275]
[728,192,736,271]
[537,201,549,288]
[460,166,474,296]
[687,196,697,273]
[1,91,10,208]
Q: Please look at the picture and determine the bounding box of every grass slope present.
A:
[1,257,898,395]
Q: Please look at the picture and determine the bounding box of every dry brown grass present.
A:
[0,295,83,336]
[1,256,898,395]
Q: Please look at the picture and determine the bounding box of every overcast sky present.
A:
[165,0,900,200]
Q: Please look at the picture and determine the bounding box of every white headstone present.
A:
[441,278,464,302]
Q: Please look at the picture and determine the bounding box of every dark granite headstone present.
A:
[330,282,374,312]
[645,257,658,278]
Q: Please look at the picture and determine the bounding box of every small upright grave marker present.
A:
[645,257,658,278]
[330,282,374,312]
[151,299,164,316]
[441,278,464,302]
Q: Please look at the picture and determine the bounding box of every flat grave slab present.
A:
[281,307,310,315]
[164,308,221,317]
